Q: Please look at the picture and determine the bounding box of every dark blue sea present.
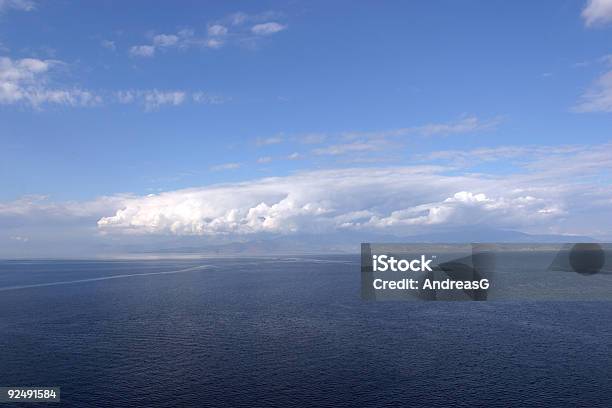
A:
[1,256,611,407]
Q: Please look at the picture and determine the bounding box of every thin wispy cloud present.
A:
[251,22,287,35]
[338,116,501,142]
[100,39,116,51]
[257,156,273,164]
[0,0,35,12]
[256,135,284,146]
[296,133,327,145]
[313,142,381,156]
[573,70,612,112]
[210,162,241,171]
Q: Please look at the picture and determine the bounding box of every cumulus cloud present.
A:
[3,143,611,241]
[251,22,287,35]
[0,56,100,107]
[582,0,612,27]
[573,70,612,112]
[93,143,612,238]
[93,166,566,236]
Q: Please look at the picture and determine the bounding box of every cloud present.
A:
[313,142,381,156]
[573,70,612,112]
[91,143,612,238]
[0,57,226,111]
[210,162,241,171]
[582,0,612,27]
[208,24,228,36]
[93,164,574,236]
[340,116,500,141]
[287,152,301,160]
[192,91,230,104]
[257,156,273,164]
[297,133,327,144]
[0,56,100,107]
[3,143,610,241]
[128,12,287,55]
[0,0,35,12]
[129,45,155,57]
[251,22,287,35]
[100,39,116,51]
[409,116,500,137]
[152,34,179,47]
[116,89,185,111]
[256,135,284,146]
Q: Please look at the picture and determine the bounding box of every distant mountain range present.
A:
[122,227,594,257]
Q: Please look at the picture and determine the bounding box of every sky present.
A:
[1,0,612,257]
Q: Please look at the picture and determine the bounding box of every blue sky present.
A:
[1,0,612,256]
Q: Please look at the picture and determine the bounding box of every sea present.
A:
[0,256,611,407]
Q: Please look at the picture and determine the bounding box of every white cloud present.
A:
[142,90,185,110]
[153,34,179,47]
[115,89,227,110]
[0,56,100,107]
[127,12,287,55]
[251,22,287,35]
[93,165,572,236]
[92,143,612,238]
[208,24,228,36]
[257,156,273,164]
[313,142,381,156]
[192,91,229,104]
[2,144,610,241]
[287,152,301,160]
[582,0,612,27]
[229,12,248,26]
[0,0,35,12]
[210,162,241,171]
[129,45,155,57]
[115,90,185,111]
[341,116,500,141]
[256,135,284,146]
[411,116,500,137]
[574,70,612,112]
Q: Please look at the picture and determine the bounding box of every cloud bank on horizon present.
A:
[1,1,612,255]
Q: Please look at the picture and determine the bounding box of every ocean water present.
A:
[0,256,611,407]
